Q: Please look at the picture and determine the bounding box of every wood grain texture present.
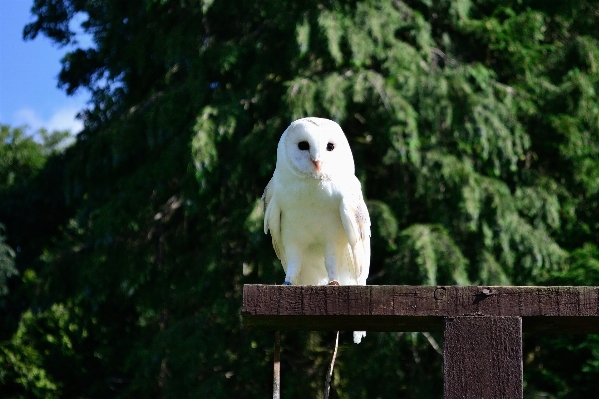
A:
[242,285,599,333]
[444,316,523,399]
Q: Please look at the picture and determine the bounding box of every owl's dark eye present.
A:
[326,142,335,151]
[298,141,310,151]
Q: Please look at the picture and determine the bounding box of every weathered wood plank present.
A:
[242,285,599,333]
[444,316,523,399]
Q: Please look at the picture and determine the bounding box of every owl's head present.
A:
[277,117,355,180]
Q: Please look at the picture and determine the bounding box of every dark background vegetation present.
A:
[1,0,599,397]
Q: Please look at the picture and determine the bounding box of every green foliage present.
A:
[1,0,598,398]
[0,224,17,297]
[0,124,69,189]
[0,125,71,296]
[0,306,70,399]
[0,336,59,399]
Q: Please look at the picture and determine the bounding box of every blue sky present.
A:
[0,0,90,134]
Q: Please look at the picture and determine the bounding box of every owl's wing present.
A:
[262,178,286,267]
[339,176,371,284]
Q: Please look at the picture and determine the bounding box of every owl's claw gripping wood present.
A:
[328,280,340,286]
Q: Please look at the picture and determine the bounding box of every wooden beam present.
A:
[242,285,599,333]
[444,317,523,399]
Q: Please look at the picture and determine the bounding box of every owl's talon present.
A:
[328,280,340,286]
[282,281,292,286]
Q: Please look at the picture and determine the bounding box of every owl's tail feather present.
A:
[353,331,366,344]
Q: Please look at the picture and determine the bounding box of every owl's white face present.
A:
[278,118,355,180]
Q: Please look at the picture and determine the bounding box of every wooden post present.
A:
[444,317,522,399]
[242,285,599,398]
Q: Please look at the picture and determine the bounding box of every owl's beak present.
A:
[311,158,322,172]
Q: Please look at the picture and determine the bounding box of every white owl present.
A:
[262,117,371,343]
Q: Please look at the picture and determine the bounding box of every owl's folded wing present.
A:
[339,177,371,284]
[262,179,285,266]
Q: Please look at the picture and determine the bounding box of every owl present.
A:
[262,117,371,343]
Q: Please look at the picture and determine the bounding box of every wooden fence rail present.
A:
[242,285,599,399]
